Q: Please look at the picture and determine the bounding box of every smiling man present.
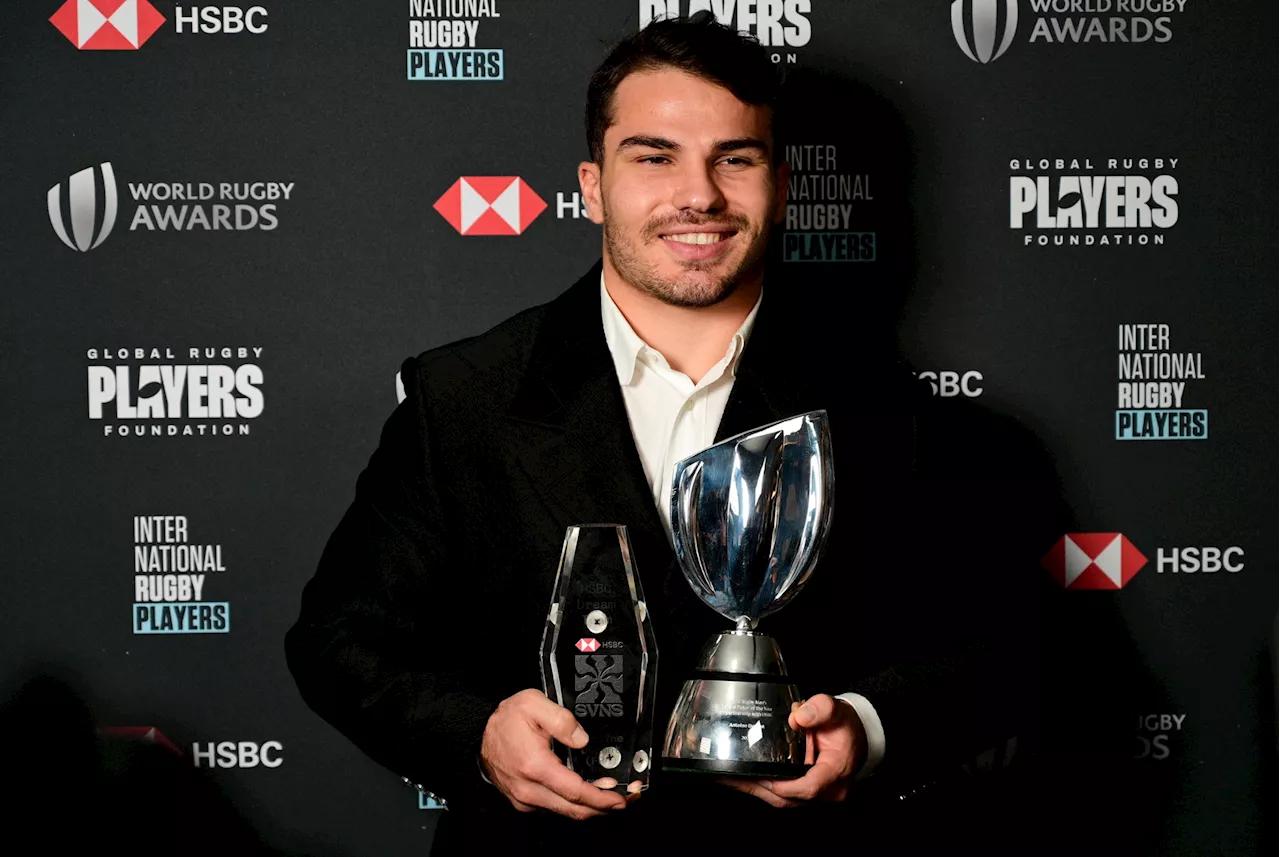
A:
[286,12,1055,857]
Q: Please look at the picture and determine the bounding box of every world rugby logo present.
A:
[952,0,1019,64]
[48,162,119,252]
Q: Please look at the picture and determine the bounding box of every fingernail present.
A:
[798,704,815,722]
[571,727,588,746]
[761,780,775,792]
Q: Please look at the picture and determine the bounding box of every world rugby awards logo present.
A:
[49,162,118,252]
[952,0,1018,64]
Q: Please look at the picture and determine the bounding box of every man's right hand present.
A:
[480,688,628,819]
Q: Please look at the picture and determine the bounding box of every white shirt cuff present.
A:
[835,692,886,780]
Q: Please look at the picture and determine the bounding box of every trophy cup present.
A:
[540,525,659,794]
[661,411,835,778]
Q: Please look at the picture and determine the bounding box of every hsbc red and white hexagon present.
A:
[433,177,547,236]
[1040,533,1148,590]
[51,1,166,50]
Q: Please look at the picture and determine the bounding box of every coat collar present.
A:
[500,260,897,546]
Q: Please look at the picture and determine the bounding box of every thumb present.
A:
[528,696,589,749]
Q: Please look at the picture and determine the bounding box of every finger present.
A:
[792,694,839,729]
[538,760,628,811]
[714,777,803,808]
[765,760,842,801]
[524,694,589,748]
[517,782,614,820]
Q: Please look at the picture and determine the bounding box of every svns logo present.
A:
[574,654,624,717]
[951,0,1018,64]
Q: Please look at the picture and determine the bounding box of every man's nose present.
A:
[671,161,726,212]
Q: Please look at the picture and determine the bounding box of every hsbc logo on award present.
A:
[575,638,601,652]
[574,654,624,717]
[1040,533,1147,590]
[951,0,1019,64]
[51,0,167,50]
[433,177,547,236]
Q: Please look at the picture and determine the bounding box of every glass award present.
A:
[540,525,658,794]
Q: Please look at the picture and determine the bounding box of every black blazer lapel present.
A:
[715,289,813,442]
[501,263,668,554]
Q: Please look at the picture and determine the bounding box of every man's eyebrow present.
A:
[616,135,680,152]
[713,138,769,155]
[614,136,771,155]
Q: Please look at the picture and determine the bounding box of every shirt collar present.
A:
[599,271,763,386]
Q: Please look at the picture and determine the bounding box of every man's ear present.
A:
[578,161,605,225]
[772,159,791,225]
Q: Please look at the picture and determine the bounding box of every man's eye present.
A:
[720,157,753,166]
[639,156,670,164]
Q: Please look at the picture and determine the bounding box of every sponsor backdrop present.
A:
[0,1,1275,854]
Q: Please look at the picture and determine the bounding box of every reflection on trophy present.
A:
[661,411,835,778]
[540,525,659,794]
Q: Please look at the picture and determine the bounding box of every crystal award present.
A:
[540,524,658,794]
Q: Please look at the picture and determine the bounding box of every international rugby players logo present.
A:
[951,0,1019,64]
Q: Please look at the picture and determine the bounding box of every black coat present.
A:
[285,262,1153,854]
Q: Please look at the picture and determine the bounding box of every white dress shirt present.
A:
[600,275,886,780]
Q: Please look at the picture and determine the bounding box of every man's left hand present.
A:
[716,694,867,808]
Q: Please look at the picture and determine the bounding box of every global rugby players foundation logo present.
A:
[51,0,166,50]
[951,0,1018,64]
[433,177,546,236]
[49,162,118,252]
[1041,533,1147,590]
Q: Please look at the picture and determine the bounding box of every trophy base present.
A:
[660,758,811,779]
[661,632,809,777]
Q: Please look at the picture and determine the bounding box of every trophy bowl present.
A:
[660,411,834,778]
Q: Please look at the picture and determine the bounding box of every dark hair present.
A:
[585,11,784,165]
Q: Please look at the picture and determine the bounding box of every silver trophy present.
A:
[661,411,835,778]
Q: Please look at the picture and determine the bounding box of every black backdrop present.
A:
[1,2,1276,854]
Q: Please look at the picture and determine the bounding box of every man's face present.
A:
[579,68,789,308]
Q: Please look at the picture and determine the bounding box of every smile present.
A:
[660,232,733,245]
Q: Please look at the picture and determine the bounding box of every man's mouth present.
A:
[660,231,735,245]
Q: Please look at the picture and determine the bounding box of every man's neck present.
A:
[602,257,762,385]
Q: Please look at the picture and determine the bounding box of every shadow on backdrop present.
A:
[751,65,1184,856]
[0,670,308,856]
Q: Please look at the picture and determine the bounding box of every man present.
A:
[286,14,1082,855]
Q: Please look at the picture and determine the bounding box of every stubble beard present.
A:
[602,201,771,309]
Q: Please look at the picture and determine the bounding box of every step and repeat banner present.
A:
[1,2,1275,855]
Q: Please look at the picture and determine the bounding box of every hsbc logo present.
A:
[575,638,600,652]
[1040,533,1146,590]
[433,177,547,236]
[51,1,167,50]
[98,725,182,755]
[1042,535,1246,589]
[951,0,1018,64]
[49,162,118,252]
[51,3,270,50]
